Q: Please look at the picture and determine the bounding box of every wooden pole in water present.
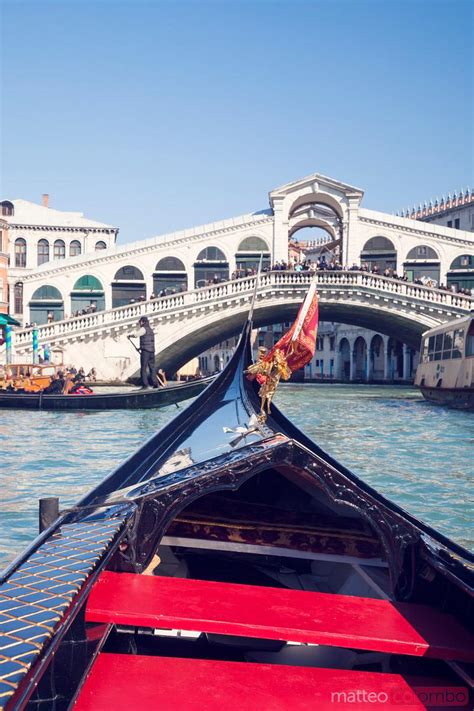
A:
[39,497,59,533]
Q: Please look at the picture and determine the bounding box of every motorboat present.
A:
[0,312,472,710]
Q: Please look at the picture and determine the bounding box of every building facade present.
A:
[0,196,117,323]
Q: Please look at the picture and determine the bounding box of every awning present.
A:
[0,313,21,326]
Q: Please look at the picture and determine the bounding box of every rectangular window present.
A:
[422,337,430,363]
[442,331,453,360]
[453,329,465,358]
[447,220,452,228]
[434,333,443,360]
[454,218,460,229]
[329,336,335,350]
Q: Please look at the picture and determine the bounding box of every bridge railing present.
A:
[11,270,473,348]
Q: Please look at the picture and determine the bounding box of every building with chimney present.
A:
[0,195,118,323]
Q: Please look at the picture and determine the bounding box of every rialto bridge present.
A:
[4,172,474,328]
[6,271,473,381]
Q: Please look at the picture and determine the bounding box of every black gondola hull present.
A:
[0,377,214,410]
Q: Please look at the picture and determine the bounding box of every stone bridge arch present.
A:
[149,296,440,376]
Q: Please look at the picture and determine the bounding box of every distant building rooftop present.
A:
[1,198,117,231]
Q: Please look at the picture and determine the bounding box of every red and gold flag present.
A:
[265,278,319,373]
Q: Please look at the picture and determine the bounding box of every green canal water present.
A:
[0,385,472,570]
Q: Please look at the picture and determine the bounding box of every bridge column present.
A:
[334,349,341,380]
[349,348,355,381]
[383,339,390,382]
[366,346,373,382]
[403,344,411,381]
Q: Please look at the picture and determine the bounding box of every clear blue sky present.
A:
[1,0,472,244]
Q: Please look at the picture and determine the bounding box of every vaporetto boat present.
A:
[415,312,474,409]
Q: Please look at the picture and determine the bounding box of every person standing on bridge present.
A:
[130,316,162,389]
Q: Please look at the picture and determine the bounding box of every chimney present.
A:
[42,194,49,208]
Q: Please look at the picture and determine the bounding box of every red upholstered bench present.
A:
[85,571,474,662]
[73,653,431,710]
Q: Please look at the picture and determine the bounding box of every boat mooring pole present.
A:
[5,324,12,365]
[39,497,59,533]
[32,327,38,364]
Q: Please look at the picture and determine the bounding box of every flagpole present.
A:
[247,252,263,325]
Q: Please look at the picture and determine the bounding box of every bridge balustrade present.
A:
[9,270,473,350]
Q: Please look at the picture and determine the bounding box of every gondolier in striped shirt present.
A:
[130,316,162,389]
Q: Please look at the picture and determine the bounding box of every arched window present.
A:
[14,282,23,314]
[235,236,270,273]
[450,254,474,270]
[37,239,50,266]
[1,201,14,217]
[403,245,440,283]
[71,275,105,313]
[155,257,186,271]
[237,237,269,252]
[114,265,144,281]
[95,240,107,251]
[153,257,187,295]
[194,246,229,288]
[362,236,395,252]
[405,245,439,260]
[360,236,397,273]
[70,240,82,257]
[112,265,146,307]
[53,239,66,259]
[196,246,227,262]
[447,254,474,292]
[73,275,104,291]
[29,285,64,324]
[15,238,27,268]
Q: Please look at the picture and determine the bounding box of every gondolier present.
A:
[129,316,162,389]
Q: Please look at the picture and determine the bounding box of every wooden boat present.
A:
[414,313,474,410]
[0,376,214,410]
[0,315,473,710]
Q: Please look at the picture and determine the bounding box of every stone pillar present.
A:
[344,196,362,266]
[366,346,372,382]
[349,348,355,381]
[384,342,390,382]
[272,197,289,263]
[403,344,411,380]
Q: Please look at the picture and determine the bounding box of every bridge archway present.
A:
[112,266,146,307]
[354,336,367,380]
[370,334,385,380]
[360,237,397,273]
[194,246,229,288]
[338,338,351,380]
[403,245,440,284]
[235,237,270,273]
[153,257,187,295]
[447,254,474,292]
[71,275,105,314]
[29,285,64,324]
[289,192,344,221]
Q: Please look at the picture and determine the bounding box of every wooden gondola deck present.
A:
[73,654,430,710]
[73,570,474,709]
[85,572,474,662]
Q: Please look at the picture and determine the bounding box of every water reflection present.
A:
[0,386,472,568]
